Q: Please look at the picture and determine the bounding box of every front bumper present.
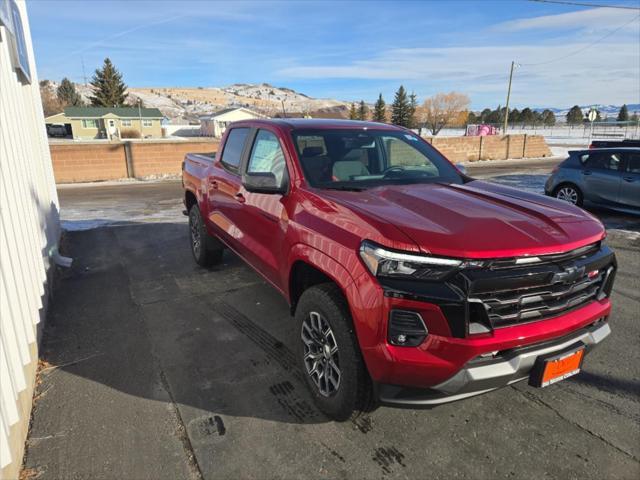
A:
[378,319,610,406]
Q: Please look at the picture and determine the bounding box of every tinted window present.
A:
[583,152,622,171]
[247,130,287,185]
[625,153,640,173]
[220,128,250,171]
[292,129,462,188]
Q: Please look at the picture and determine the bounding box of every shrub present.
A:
[121,128,141,139]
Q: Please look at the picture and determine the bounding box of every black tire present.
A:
[188,204,224,267]
[295,283,373,421]
[553,183,584,207]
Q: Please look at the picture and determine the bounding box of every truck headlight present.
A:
[359,240,464,281]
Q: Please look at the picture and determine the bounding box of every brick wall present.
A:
[50,140,219,183]
[129,141,218,177]
[424,134,551,162]
[50,135,550,183]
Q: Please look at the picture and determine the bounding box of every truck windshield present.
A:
[292,129,464,189]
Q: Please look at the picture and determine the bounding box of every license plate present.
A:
[529,345,585,388]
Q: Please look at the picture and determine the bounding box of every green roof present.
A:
[63,107,163,119]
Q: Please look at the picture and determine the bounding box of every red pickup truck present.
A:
[182,119,616,420]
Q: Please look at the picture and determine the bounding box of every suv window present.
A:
[220,128,250,171]
[625,153,640,173]
[247,130,287,185]
[582,152,622,171]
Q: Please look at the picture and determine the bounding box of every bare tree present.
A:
[417,92,471,135]
[40,81,63,117]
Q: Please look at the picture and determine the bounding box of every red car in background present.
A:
[183,119,616,420]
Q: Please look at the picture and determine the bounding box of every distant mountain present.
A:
[42,81,350,123]
[534,104,640,118]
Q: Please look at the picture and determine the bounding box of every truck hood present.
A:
[320,180,605,258]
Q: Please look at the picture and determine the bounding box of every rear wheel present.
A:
[554,183,583,206]
[188,204,224,266]
[295,284,373,421]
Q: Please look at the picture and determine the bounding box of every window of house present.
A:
[247,130,287,185]
[82,119,98,128]
[142,119,153,127]
[220,128,250,172]
[121,119,132,127]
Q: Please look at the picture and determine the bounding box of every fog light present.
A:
[388,310,428,347]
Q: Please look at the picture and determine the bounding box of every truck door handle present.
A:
[582,170,592,176]
[208,179,218,189]
[623,176,635,182]
[234,193,246,203]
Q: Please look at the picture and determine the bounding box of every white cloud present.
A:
[277,41,640,107]
[494,7,634,31]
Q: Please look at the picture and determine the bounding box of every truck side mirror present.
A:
[242,172,288,195]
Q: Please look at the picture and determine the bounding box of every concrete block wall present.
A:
[50,140,219,183]
[50,143,127,183]
[425,134,551,162]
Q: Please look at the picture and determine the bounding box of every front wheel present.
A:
[295,284,373,421]
[188,205,224,266]
[554,184,583,206]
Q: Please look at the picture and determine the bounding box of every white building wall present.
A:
[0,1,60,476]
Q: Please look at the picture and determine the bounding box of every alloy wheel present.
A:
[556,187,578,205]
[190,211,201,258]
[301,311,341,397]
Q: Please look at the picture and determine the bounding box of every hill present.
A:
[43,81,350,122]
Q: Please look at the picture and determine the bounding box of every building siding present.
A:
[0,2,60,479]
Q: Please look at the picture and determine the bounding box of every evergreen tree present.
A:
[566,105,583,125]
[617,104,629,122]
[357,100,368,120]
[509,108,521,124]
[595,110,602,122]
[480,108,492,123]
[487,105,502,124]
[467,111,478,124]
[373,93,386,122]
[408,91,418,128]
[391,85,411,127]
[89,58,128,107]
[542,109,556,126]
[349,102,358,120]
[57,77,83,106]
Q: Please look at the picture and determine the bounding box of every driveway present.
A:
[22,164,640,479]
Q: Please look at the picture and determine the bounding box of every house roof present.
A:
[200,107,266,120]
[63,107,164,119]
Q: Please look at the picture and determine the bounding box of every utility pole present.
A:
[281,100,287,118]
[503,60,515,133]
[81,57,87,85]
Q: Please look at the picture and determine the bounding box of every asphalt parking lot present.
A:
[22,161,640,479]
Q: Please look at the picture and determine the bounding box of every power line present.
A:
[528,0,640,10]
[520,13,640,66]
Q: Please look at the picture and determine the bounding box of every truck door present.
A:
[620,152,640,209]
[234,128,290,289]
[581,151,622,206]
[208,127,251,250]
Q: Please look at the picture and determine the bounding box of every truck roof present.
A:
[231,118,403,131]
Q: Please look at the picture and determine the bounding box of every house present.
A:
[200,107,266,137]
[45,106,164,140]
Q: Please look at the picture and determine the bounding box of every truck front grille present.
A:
[465,244,616,330]
[472,270,606,327]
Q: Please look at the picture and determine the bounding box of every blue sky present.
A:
[27,0,640,109]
